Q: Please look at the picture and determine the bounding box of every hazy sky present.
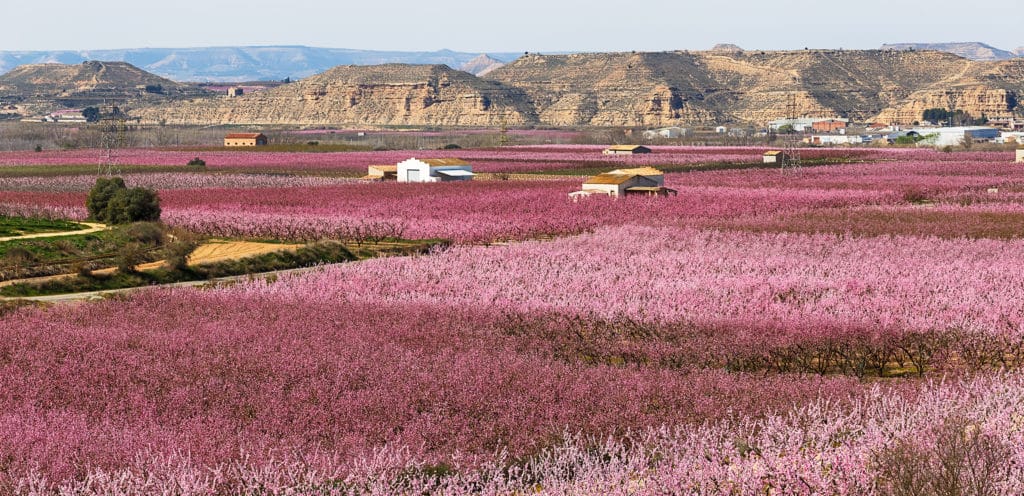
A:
[5,0,1020,52]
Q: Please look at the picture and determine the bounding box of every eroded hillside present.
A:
[136,50,1024,126]
[0,61,207,113]
[138,64,536,126]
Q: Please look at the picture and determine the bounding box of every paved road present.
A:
[0,222,106,243]
[4,264,334,303]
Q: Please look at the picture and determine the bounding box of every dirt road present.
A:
[0,222,106,243]
[0,240,301,290]
[10,265,330,303]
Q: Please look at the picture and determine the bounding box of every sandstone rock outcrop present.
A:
[138,64,535,126]
[135,50,1024,127]
[486,50,1019,126]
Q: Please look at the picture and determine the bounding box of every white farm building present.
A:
[910,127,1000,147]
[396,158,475,182]
[569,167,677,199]
[643,127,689,139]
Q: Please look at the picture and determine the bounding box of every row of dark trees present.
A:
[922,108,989,126]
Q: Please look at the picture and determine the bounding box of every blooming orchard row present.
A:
[8,216,1019,487]
[0,180,896,242]
[6,158,1024,244]
[13,375,1023,494]
[0,145,882,174]
[234,225,1024,373]
[0,291,864,490]
[3,147,1024,492]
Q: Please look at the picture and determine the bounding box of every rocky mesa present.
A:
[137,64,536,127]
[0,61,207,113]
[487,50,1023,126]
[135,50,1024,127]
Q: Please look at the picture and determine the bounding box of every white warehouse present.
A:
[910,127,1000,147]
[396,158,475,182]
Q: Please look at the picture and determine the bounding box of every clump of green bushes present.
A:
[86,177,161,224]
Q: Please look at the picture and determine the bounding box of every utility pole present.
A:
[499,115,509,147]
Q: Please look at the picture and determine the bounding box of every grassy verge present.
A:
[0,238,445,297]
[0,222,169,281]
[0,216,87,237]
[0,165,211,178]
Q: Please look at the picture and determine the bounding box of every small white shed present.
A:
[1017,147,1024,164]
[763,150,789,164]
[396,158,475,182]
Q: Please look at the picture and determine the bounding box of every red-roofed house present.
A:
[224,133,268,147]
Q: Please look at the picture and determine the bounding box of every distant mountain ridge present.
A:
[460,54,506,76]
[880,42,1020,61]
[0,46,522,82]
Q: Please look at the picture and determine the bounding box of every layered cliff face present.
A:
[487,50,1018,126]
[134,51,1024,127]
[139,64,536,126]
[874,59,1024,123]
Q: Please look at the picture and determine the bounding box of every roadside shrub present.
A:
[306,141,319,146]
[123,222,166,245]
[115,242,146,274]
[72,262,92,278]
[164,229,199,271]
[187,157,206,167]
[33,145,42,153]
[2,247,35,268]
[441,143,462,150]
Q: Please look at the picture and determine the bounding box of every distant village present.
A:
[223,128,1024,194]
[641,115,1024,148]
[17,107,1024,150]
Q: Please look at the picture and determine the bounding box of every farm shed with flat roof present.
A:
[397,158,475,182]
[763,150,790,164]
[570,167,676,199]
[363,165,398,180]
[602,145,652,155]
